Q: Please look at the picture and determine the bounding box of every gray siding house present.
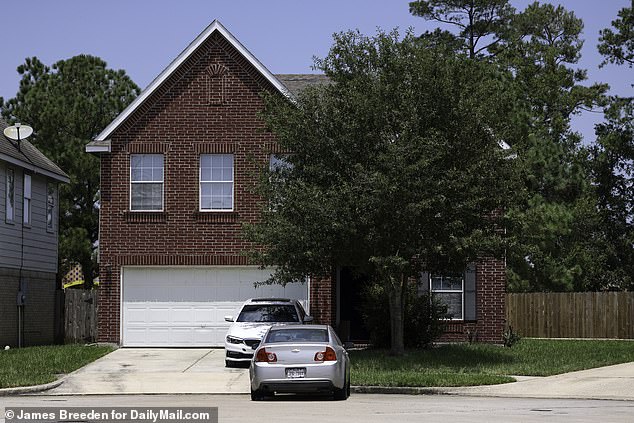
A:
[0,119,69,346]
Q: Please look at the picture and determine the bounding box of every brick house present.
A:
[1,119,69,347]
[87,21,505,347]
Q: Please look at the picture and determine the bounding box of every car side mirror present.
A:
[224,315,234,322]
[303,316,314,324]
[343,342,354,350]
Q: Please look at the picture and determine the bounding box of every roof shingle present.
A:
[0,119,69,182]
[275,74,330,97]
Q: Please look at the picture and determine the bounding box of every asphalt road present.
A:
[2,394,634,423]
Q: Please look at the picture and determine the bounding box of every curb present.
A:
[0,379,64,396]
[351,385,447,395]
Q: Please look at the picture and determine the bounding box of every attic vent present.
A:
[207,64,227,106]
[207,63,227,76]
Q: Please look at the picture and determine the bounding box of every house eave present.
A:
[0,153,70,183]
[86,140,112,153]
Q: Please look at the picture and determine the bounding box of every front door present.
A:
[338,267,370,342]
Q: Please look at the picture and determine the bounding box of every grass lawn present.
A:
[0,344,113,389]
[350,339,634,387]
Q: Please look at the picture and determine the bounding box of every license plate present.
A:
[285,368,306,378]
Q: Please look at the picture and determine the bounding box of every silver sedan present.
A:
[249,324,351,400]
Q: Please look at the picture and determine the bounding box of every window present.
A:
[430,273,464,320]
[5,168,14,222]
[130,154,164,211]
[266,328,328,343]
[268,154,292,211]
[237,304,300,323]
[46,183,56,232]
[23,174,31,225]
[200,154,233,211]
[269,154,292,172]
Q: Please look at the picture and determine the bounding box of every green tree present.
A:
[589,98,634,290]
[496,3,607,291]
[1,55,140,286]
[598,5,634,68]
[409,0,515,58]
[412,1,609,291]
[590,5,634,290]
[246,29,516,355]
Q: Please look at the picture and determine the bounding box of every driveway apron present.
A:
[46,348,250,395]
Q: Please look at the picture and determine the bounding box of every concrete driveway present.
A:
[47,348,250,395]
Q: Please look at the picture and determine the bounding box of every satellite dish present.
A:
[4,123,33,141]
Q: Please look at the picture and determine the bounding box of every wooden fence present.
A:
[64,289,98,343]
[506,292,634,339]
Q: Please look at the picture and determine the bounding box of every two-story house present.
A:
[87,21,506,347]
[1,119,69,347]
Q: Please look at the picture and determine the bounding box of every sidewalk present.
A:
[440,362,634,401]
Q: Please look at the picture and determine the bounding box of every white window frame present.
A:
[23,173,31,226]
[430,273,464,321]
[46,182,56,233]
[199,154,234,212]
[129,154,164,212]
[5,168,15,223]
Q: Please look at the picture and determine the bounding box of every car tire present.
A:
[225,359,235,368]
[333,381,349,401]
[250,389,264,401]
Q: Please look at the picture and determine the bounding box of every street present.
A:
[2,394,633,423]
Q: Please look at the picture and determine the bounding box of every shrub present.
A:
[503,325,521,348]
[360,281,447,349]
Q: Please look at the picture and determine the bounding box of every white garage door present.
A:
[122,267,308,347]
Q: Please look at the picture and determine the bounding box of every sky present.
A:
[1,0,631,143]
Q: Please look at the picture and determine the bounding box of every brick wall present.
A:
[0,267,56,347]
[97,31,310,343]
[438,257,506,343]
[309,273,336,326]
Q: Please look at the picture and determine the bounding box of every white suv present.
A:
[224,298,312,367]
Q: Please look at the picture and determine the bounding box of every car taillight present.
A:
[314,346,337,362]
[255,348,277,363]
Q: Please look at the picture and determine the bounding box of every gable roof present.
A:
[275,74,330,97]
[92,20,291,144]
[0,119,70,183]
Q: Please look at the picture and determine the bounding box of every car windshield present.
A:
[237,304,299,323]
[266,329,329,343]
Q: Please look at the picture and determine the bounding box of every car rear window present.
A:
[237,304,299,323]
[266,329,329,343]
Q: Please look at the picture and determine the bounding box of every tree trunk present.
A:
[387,273,405,356]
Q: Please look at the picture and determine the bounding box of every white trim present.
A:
[199,153,234,212]
[129,153,164,212]
[86,141,111,153]
[335,268,341,327]
[23,173,31,226]
[95,20,292,142]
[5,167,15,223]
[119,266,124,345]
[430,273,465,321]
[0,153,69,183]
[46,182,56,233]
[306,275,311,319]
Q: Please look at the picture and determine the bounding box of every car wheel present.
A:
[225,360,235,368]
[333,382,348,401]
[346,378,351,398]
[250,388,264,401]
